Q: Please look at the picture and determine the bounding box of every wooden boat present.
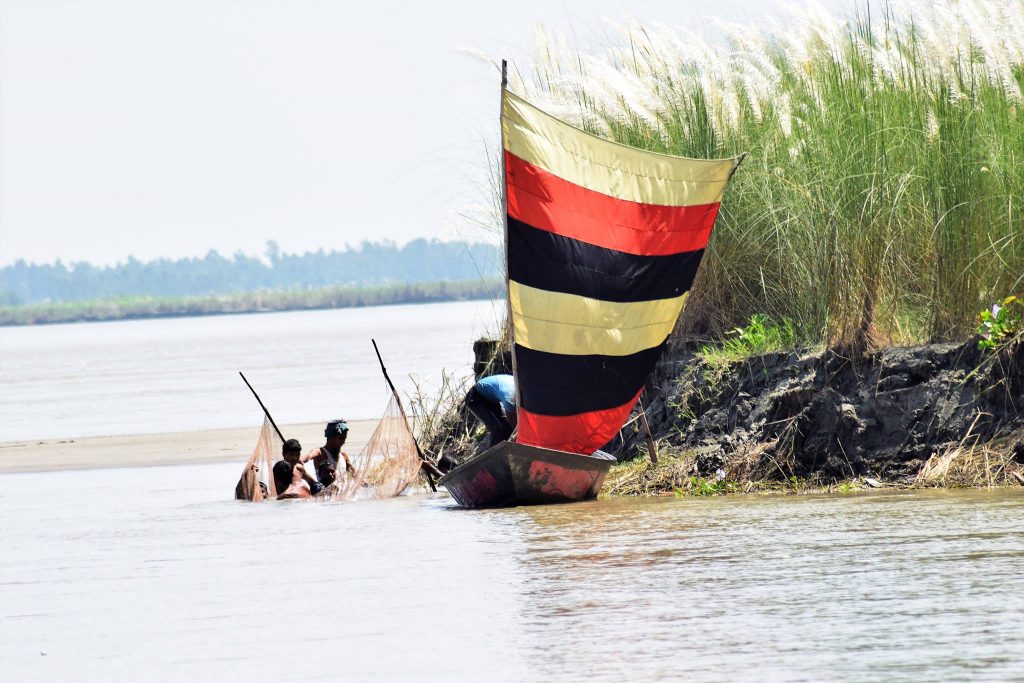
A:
[439,65,741,509]
[439,441,615,508]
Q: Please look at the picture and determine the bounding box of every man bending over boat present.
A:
[465,373,517,447]
[274,439,324,499]
[303,419,356,487]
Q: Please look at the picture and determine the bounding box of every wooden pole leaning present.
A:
[638,395,659,465]
[371,339,439,492]
[239,371,285,442]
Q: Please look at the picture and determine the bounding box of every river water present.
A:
[1,304,1023,681]
[0,300,505,442]
[1,465,1021,682]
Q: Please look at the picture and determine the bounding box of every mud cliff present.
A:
[461,336,1024,489]
[614,337,1024,486]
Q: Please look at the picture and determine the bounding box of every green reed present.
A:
[513,1,1024,349]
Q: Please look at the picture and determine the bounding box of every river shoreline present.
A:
[0,280,502,327]
[423,335,1024,495]
[606,336,1024,494]
[0,419,378,474]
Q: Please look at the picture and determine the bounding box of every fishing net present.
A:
[325,386,423,501]
[234,416,284,501]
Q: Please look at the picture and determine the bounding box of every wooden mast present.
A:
[500,59,521,438]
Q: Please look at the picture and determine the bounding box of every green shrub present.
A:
[701,313,797,361]
[977,296,1024,350]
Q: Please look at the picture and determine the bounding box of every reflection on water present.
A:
[1,464,1021,682]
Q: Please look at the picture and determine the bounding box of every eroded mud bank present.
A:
[610,338,1024,488]
[462,337,1024,491]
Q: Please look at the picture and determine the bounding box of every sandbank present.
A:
[0,420,378,474]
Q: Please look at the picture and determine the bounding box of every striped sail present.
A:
[502,90,741,455]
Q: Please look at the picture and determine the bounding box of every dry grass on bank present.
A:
[410,372,480,467]
[604,437,1024,497]
[915,434,1024,489]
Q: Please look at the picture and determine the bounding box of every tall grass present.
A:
[507,0,1024,349]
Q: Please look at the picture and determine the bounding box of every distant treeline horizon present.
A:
[0,239,502,306]
[0,279,504,327]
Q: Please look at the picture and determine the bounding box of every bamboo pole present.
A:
[371,339,438,492]
[239,372,285,441]
[500,59,521,440]
[638,395,658,465]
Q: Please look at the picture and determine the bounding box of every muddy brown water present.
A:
[0,299,504,442]
[2,462,1021,682]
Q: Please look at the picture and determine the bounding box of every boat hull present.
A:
[439,441,615,508]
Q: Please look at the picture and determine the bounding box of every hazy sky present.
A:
[0,0,849,266]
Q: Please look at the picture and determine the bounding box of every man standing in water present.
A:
[274,438,324,499]
[272,440,323,499]
[303,420,355,487]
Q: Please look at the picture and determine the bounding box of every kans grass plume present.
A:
[503,0,1024,351]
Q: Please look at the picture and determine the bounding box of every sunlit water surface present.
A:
[2,465,1021,682]
[0,300,504,441]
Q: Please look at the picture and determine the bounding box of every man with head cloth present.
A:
[303,419,355,487]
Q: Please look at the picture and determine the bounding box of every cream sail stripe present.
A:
[506,122,731,207]
[502,91,739,207]
[509,281,688,357]
[511,311,678,357]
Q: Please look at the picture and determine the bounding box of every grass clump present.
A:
[602,447,698,496]
[506,0,1024,352]
[701,313,797,362]
[677,474,743,497]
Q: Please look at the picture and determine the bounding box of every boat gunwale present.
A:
[438,440,615,489]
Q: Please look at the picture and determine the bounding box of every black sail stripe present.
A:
[514,342,666,416]
[507,216,705,303]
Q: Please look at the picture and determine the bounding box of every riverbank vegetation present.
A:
[509,0,1022,353]
[606,328,1024,495]
[423,0,1024,495]
[417,329,1024,495]
[604,427,1024,497]
[0,279,502,326]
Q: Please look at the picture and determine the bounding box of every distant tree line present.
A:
[0,280,504,326]
[0,239,501,305]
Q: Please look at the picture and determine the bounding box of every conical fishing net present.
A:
[235,416,284,501]
[325,385,423,501]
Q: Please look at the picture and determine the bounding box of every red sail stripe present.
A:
[517,390,642,455]
[505,151,722,257]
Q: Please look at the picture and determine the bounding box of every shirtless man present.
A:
[274,438,323,499]
[303,420,355,487]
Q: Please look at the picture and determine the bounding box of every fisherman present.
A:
[465,373,517,447]
[233,462,267,501]
[274,438,324,499]
[303,420,356,487]
[436,373,516,472]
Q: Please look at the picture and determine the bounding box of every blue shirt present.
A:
[475,374,516,415]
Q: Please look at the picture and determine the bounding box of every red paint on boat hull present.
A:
[439,441,615,509]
